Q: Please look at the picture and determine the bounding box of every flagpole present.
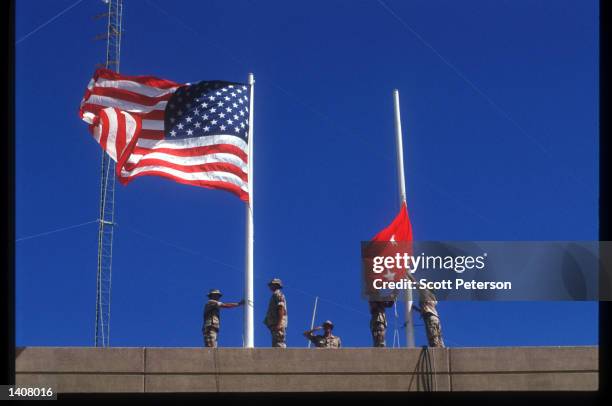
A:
[393,89,415,348]
[307,296,319,348]
[244,73,255,348]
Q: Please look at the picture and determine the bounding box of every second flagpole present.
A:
[393,89,415,348]
[244,73,255,348]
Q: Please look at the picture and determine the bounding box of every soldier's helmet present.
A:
[207,289,223,298]
[268,278,283,288]
[322,320,334,328]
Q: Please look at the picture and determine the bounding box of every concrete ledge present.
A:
[15,347,144,373]
[144,373,450,392]
[145,375,218,392]
[143,347,451,391]
[447,346,598,391]
[145,348,216,374]
[216,373,449,392]
[16,373,144,393]
[450,346,598,373]
[144,348,449,374]
[451,372,598,391]
[15,346,598,392]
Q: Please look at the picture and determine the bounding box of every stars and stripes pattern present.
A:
[79,68,250,201]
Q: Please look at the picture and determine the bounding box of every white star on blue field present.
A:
[165,82,249,140]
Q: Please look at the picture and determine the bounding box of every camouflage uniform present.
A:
[204,327,218,348]
[369,301,394,347]
[418,289,445,348]
[306,333,342,348]
[263,288,288,347]
[202,299,222,348]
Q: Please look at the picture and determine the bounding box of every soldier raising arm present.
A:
[303,320,341,348]
[217,301,244,310]
[202,289,244,348]
[303,325,323,339]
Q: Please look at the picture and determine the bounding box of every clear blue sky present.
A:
[15,0,598,348]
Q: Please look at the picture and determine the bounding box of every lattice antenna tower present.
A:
[93,0,123,347]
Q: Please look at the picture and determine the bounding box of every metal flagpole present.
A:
[393,300,400,348]
[244,73,255,348]
[392,89,415,348]
[307,296,319,348]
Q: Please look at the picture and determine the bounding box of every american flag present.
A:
[79,68,250,201]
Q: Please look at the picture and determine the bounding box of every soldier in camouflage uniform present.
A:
[303,320,342,348]
[413,288,445,348]
[202,289,244,348]
[369,299,395,347]
[263,278,288,348]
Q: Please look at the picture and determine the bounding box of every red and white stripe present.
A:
[79,68,249,201]
[92,107,141,167]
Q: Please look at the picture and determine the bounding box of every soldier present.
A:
[369,299,395,347]
[263,278,288,348]
[413,288,445,347]
[202,289,244,348]
[303,320,341,348]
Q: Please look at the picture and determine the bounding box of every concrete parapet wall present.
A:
[15,346,598,392]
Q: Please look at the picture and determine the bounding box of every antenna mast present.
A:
[93,0,123,347]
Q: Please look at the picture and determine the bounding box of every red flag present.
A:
[362,202,414,299]
[371,201,413,243]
